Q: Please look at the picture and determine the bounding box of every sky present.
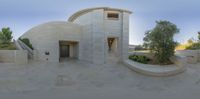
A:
[0,0,200,45]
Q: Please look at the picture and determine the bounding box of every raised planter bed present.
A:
[124,56,186,77]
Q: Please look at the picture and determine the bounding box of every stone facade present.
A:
[20,7,132,64]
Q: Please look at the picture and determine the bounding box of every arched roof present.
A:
[68,7,132,22]
[20,21,81,39]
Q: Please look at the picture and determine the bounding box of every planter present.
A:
[124,56,186,77]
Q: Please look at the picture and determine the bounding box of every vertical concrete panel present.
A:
[122,12,130,61]
[74,13,93,62]
[15,50,28,64]
[0,50,15,62]
[92,10,105,64]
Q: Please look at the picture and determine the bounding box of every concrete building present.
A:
[20,7,132,64]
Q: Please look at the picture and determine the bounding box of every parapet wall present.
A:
[0,50,27,64]
[175,50,200,63]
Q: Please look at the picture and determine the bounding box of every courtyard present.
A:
[0,60,200,99]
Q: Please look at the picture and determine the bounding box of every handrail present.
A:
[17,39,34,59]
[13,39,23,50]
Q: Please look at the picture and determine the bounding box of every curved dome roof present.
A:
[21,21,80,34]
[68,7,132,22]
[25,21,80,32]
[20,21,81,39]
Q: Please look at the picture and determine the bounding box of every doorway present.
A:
[60,45,70,58]
[59,41,79,62]
[107,37,119,63]
[107,38,118,53]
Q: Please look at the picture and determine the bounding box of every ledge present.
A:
[123,56,186,77]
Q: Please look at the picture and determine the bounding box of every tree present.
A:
[187,38,194,44]
[198,32,200,41]
[0,27,13,44]
[143,20,179,63]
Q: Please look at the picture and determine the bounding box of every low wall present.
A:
[0,50,27,64]
[175,50,200,63]
[124,56,186,77]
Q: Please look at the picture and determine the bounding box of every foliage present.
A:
[129,54,150,64]
[0,43,16,50]
[143,20,179,63]
[0,27,13,44]
[185,42,200,50]
[134,45,148,51]
[187,39,194,44]
[185,32,200,50]
[0,27,16,50]
[19,38,34,50]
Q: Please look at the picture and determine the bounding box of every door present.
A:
[60,45,70,57]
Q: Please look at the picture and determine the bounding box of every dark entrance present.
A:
[60,45,70,58]
[59,41,79,62]
[107,38,115,52]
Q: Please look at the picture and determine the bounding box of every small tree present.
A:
[198,32,200,41]
[187,38,194,45]
[143,20,179,63]
[0,27,13,44]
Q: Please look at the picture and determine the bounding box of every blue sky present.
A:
[0,0,200,45]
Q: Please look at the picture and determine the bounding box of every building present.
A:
[20,7,132,64]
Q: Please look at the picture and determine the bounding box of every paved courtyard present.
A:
[0,60,200,99]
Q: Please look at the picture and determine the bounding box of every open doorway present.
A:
[59,41,79,62]
[107,37,119,63]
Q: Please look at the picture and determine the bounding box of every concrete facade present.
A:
[0,50,27,64]
[20,7,132,64]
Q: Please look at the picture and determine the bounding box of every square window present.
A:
[107,13,119,19]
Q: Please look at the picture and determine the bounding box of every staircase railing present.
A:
[13,39,23,50]
[17,39,34,59]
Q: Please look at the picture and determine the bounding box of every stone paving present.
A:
[0,60,200,99]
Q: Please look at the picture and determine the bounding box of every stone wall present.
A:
[0,50,27,64]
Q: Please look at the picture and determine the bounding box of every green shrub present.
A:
[19,38,34,50]
[129,55,150,64]
[0,43,16,50]
[186,42,200,50]
[134,45,148,51]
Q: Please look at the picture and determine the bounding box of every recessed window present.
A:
[107,13,119,19]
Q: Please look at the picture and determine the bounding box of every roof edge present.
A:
[68,7,132,22]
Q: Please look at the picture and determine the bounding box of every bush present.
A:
[129,55,150,64]
[134,45,148,51]
[186,42,200,50]
[0,43,16,50]
[19,38,34,50]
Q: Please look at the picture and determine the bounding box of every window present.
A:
[107,13,119,19]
